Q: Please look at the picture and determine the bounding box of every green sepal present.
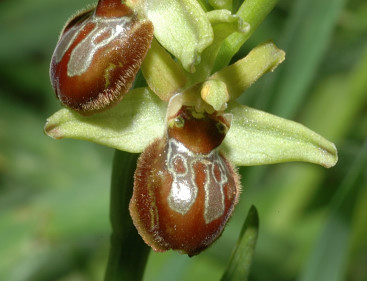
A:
[211,41,285,100]
[44,88,166,153]
[144,0,214,72]
[222,101,338,168]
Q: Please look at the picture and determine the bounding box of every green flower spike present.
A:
[45,0,338,261]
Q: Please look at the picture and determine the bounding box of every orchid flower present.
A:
[44,0,337,259]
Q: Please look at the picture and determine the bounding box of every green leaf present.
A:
[222,101,338,167]
[298,141,367,281]
[257,0,347,118]
[300,44,367,141]
[143,0,214,72]
[221,205,259,281]
[210,41,285,100]
[44,88,166,153]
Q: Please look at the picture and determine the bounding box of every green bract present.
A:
[45,0,338,170]
[142,0,214,72]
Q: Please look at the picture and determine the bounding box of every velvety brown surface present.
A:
[130,106,240,256]
[50,3,153,115]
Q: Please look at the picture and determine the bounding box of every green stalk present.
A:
[213,0,279,72]
[104,150,150,281]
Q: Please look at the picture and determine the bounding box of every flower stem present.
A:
[104,150,150,281]
[213,0,279,72]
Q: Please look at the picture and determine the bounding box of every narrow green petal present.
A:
[142,39,186,101]
[211,41,285,100]
[144,0,214,72]
[44,88,166,153]
[201,79,229,111]
[222,102,338,168]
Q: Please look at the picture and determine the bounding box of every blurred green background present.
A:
[0,0,366,280]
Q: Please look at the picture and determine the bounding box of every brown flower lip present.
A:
[49,0,154,115]
[130,105,240,256]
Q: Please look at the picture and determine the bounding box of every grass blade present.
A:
[298,141,367,281]
[256,0,347,118]
[221,205,259,281]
